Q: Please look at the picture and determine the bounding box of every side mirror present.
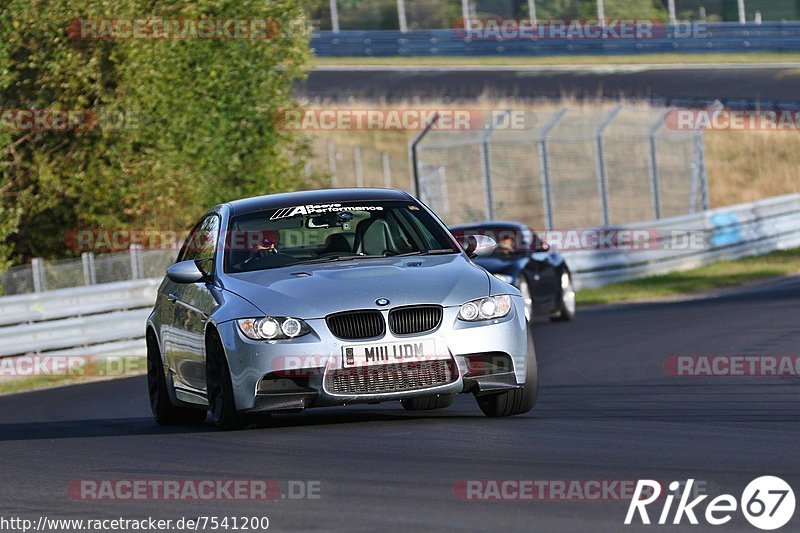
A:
[465,235,496,258]
[536,241,550,252]
[167,260,206,284]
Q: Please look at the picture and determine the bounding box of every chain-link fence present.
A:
[413,106,707,229]
[0,247,176,296]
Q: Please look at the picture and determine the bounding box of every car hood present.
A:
[220,254,491,318]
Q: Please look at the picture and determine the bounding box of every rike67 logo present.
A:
[625,477,795,530]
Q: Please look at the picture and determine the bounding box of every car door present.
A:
[527,231,560,313]
[165,214,221,395]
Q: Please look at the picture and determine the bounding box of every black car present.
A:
[450,221,575,322]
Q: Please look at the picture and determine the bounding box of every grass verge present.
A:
[311,52,800,67]
[577,248,800,306]
[0,356,146,396]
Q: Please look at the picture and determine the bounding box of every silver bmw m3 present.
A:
[146,188,537,429]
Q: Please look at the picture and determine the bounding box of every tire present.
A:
[401,394,455,411]
[476,329,538,417]
[205,329,250,430]
[146,332,207,425]
[518,276,534,322]
[549,270,576,322]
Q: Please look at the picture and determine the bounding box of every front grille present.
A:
[326,310,385,340]
[388,305,443,335]
[325,359,453,394]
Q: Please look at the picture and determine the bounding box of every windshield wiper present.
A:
[288,254,389,267]
[394,248,457,257]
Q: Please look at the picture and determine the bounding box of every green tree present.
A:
[1,0,310,265]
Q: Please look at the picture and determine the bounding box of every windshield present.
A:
[224,200,458,273]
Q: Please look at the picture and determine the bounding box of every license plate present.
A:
[342,339,443,368]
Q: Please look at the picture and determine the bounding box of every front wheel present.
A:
[476,330,538,417]
[147,333,206,425]
[206,330,250,430]
[549,271,576,322]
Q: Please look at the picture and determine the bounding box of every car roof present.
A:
[223,188,413,216]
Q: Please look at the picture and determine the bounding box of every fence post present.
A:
[130,244,143,280]
[353,146,364,187]
[479,132,495,220]
[381,152,392,188]
[397,0,408,32]
[538,108,567,230]
[698,130,709,210]
[479,110,511,220]
[690,130,709,213]
[330,0,340,33]
[408,112,440,197]
[648,110,669,220]
[327,141,338,187]
[82,252,96,286]
[595,106,622,227]
[31,258,46,293]
[304,160,312,184]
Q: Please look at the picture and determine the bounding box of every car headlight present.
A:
[492,273,514,284]
[458,295,513,321]
[237,317,311,340]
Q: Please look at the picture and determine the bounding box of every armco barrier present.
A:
[563,193,800,289]
[311,22,800,56]
[0,280,159,357]
[0,193,798,357]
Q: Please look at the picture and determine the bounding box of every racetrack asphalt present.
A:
[296,65,800,107]
[1,276,799,532]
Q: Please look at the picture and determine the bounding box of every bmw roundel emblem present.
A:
[375,298,390,306]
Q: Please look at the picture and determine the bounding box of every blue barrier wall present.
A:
[311,22,800,57]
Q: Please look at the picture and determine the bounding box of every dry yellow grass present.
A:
[301,99,800,213]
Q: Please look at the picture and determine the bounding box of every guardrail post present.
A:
[595,106,621,227]
[381,152,392,188]
[130,244,143,280]
[354,146,364,187]
[31,258,46,293]
[327,141,338,187]
[82,252,96,286]
[648,110,669,220]
[538,108,567,230]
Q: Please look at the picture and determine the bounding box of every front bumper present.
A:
[216,297,529,412]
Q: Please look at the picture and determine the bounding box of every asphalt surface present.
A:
[296,65,800,107]
[1,277,800,532]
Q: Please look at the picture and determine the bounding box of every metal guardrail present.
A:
[311,22,800,56]
[564,193,800,289]
[0,193,798,357]
[0,280,159,357]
